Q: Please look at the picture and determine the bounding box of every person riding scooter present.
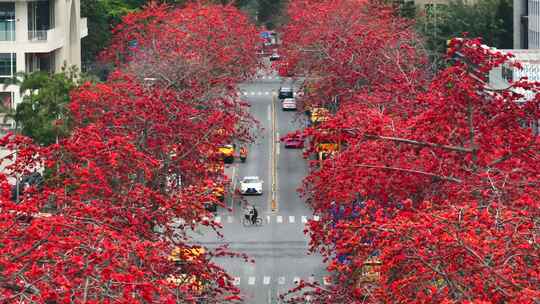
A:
[239,147,248,163]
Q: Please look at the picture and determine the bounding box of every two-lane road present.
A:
[191,68,326,303]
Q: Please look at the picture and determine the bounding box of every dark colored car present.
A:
[204,202,218,213]
[284,135,304,149]
[278,87,293,100]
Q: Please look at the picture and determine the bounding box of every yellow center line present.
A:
[270,92,278,213]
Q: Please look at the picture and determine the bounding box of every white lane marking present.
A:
[267,105,271,121]
[263,276,271,285]
[289,216,295,223]
[323,276,332,285]
[313,215,320,221]
[278,276,285,285]
[233,277,240,285]
[293,276,300,284]
[301,216,308,223]
[214,216,221,224]
[227,216,234,223]
[277,144,280,155]
[266,215,271,224]
[248,277,256,285]
[276,215,283,223]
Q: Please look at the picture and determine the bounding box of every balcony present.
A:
[0,28,64,53]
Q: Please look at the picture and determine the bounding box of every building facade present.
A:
[0,0,87,127]
[513,0,540,49]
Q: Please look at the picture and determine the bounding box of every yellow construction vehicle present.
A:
[167,246,206,292]
[218,144,235,163]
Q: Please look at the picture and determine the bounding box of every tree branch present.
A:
[365,134,474,153]
[353,164,462,183]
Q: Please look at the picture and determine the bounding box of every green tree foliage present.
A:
[10,67,81,146]
[416,0,512,58]
[255,0,288,29]
[81,0,244,70]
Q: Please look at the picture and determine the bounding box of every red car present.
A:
[284,135,304,149]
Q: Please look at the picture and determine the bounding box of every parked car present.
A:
[278,86,293,100]
[284,135,304,149]
[282,98,297,110]
[239,176,263,195]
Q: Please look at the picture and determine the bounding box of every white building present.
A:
[489,49,540,134]
[0,0,87,127]
[514,0,540,49]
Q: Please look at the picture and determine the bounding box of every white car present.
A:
[239,176,263,195]
[282,98,297,110]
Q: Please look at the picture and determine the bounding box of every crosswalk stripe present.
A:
[278,276,285,285]
[276,215,283,223]
[264,91,269,95]
[248,277,256,285]
[313,215,320,221]
[301,216,308,223]
[227,216,234,223]
[323,276,332,286]
[263,276,271,285]
[289,216,295,223]
[233,277,240,285]
[266,215,271,223]
[293,276,300,284]
[214,216,221,223]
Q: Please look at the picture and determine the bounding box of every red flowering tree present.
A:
[0,2,258,303]
[279,1,540,303]
[278,0,429,114]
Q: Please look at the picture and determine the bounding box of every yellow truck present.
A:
[310,108,330,126]
[316,142,340,161]
[218,144,235,163]
[167,247,206,292]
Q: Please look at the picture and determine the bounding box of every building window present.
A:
[0,92,13,111]
[0,3,15,41]
[0,53,17,77]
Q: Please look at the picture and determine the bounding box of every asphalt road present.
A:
[190,64,327,303]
